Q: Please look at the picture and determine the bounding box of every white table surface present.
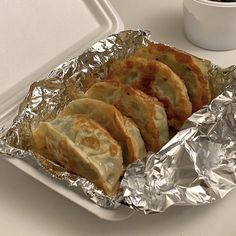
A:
[1,1,236,235]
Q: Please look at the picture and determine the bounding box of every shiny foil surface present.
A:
[0,30,236,213]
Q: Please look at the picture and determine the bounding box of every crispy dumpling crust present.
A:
[85,81,169,152]
[134,43,211,111]
[107,57,192,129]
[59,98,146,165]
[32,115,123,196]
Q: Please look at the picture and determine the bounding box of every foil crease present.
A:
[1,29,236,213]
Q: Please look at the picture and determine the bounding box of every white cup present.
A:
[183,0,236,51]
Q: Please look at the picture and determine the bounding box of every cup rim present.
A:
[193,0,236,7]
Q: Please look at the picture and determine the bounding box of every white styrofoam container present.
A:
[0,0,134,221]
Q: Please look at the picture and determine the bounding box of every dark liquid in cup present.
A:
[209,0,236,2]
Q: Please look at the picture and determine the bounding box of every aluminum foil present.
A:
[122,81,236,212]
[1,29,236,213]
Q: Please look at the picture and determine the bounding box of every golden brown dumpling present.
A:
[133,43,211,111]
[59,98,146,165]
[107,57,192,129]
[32,115,123,196]
[85,81,169,152]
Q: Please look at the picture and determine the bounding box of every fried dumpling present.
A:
[32,115,123,196]
[59,98,146,165]
[133,43,211,111]
[85,81,169,152]
[107,57,192,129]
